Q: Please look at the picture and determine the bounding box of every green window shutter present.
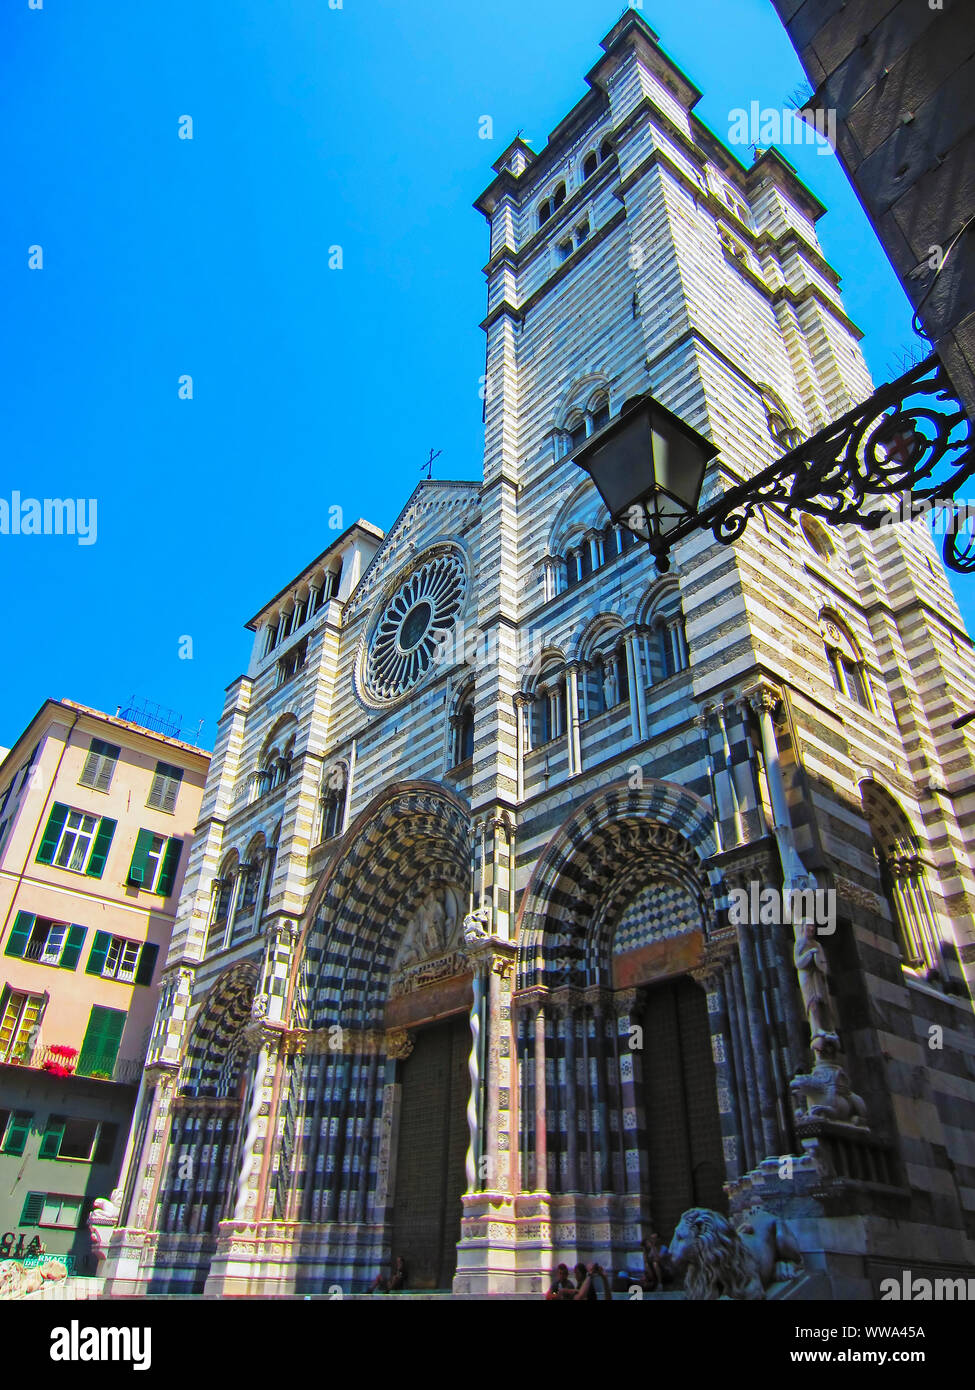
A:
[4,911,35,958]
[78,1006,126,1077]
[20,1192,45,1226]
[36,803,69,864]
[85,817,117,878]
[93,1121,119,1165]
[4,1111,32,1156]
[38,1115,66,1159]
[135,942,159,987]
[85,930,113,977]
[157,837,183,897]
[127,828,154,886]
[59,924,87,970]
[79,739,120,792]
[149,762,182,813]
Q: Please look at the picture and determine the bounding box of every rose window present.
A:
[362,550,467,702]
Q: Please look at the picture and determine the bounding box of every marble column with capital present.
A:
[565,664,583,776]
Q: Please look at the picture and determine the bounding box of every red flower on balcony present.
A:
[41,1045,78,1077]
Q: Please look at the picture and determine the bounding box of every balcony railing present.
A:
[1,1042,144,1085]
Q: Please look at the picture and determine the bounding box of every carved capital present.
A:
[612,988,639,1018]
[385,1029,414,1061]
[743,681,783,720]
[512,987,548,1015]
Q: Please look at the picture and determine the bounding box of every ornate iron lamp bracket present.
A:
[667,355,975,573]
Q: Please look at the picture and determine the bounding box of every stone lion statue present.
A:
[791,1061,866,1124]
[669,1208,765,1300]
[87,1190,122,1264]
[735,1208,803,1287]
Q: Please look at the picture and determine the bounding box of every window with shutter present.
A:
[0,991,45,1062]
[39,1194,83,1228]
[39,1115,66,1158]
[127,828,155,886]
[93,1122,119,1165]
[36,802,69,864]
[78,738,121,792]
[2,1110,32,1156]
[4,911,35,958]
[55,1116,100,1161]
[85,816,116,878]
[77,1005,126,1078]
[135,942,159,987]
[147,762,183,813]
[60,925,87,971]
[157,837,183,896]
[85,930,113,977]
[20,1192,45,1226]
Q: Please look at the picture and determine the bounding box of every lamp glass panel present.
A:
[650,418,709,512]
[582,411,652,517]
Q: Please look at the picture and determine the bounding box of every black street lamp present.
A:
[571,355,975,575]
[574,395,718,573]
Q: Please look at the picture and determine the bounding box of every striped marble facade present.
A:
[100,13,975,1298]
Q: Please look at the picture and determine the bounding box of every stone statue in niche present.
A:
[394,884,464,970]
[793,918,839,1057]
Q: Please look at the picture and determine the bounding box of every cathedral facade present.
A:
[100,13,975,1297]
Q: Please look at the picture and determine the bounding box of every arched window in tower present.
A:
[208,850,240,953]
[759,386,804,451]
[566,413,588,451]
[458,701,475,764]
[532,665,565,746]
[647,615,688,684]
[578,536,594,582]
[861,781,944,974]
[599,137,614,162]
[236,834,267,929]
[582,150,598,179]
[319,762,348,842]
[821,613,871,709]
[538,198,553,229]
[614,642,630,703]
[561,396,611,456]
[552,181,566,210]
[584,657,607,719]
[590,394,610,432]
[580,631,630,719]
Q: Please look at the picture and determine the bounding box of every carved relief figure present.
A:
[394,884,465,971]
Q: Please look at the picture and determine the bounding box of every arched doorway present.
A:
[515,783,733,1264]
[278,786,475,1289]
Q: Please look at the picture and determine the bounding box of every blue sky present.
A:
[0,0,957,750]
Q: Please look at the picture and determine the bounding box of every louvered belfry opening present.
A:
[640,976,726,1241]
[389,1013,470,1289]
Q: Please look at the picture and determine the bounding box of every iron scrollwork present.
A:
[671,355,975,573]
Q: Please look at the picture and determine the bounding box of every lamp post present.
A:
[572,355,975,575]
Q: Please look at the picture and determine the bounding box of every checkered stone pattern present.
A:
[612,878,701,955]
[258,925,296,1026]
[147,967,196,1069]
[700,703,766,850]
